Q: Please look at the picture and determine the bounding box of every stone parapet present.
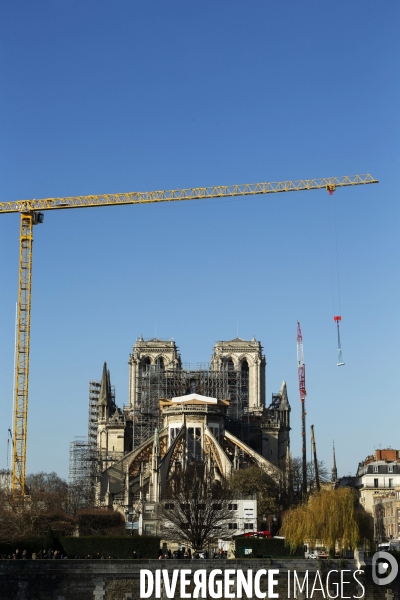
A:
[0,558,395,600]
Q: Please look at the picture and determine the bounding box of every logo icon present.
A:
[372,551,398,585]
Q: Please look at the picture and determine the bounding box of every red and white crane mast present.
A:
[297,321,307,498]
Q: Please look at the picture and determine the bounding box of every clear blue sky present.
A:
[0,1,399,480]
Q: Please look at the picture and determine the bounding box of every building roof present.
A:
[359,449,400,467]
[172,393,217,404]
[159,393,229,408]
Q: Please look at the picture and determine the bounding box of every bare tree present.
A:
[0,490,29,543]
[0,472,75,543]
[159,463,235,550]
[67,480,97,515]
[286,457,329,503]
[25,471,69,511]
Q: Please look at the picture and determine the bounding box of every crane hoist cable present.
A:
[327,187,345,366]
[0,173,378,499]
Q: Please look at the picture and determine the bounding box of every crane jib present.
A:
[0,174,378,214]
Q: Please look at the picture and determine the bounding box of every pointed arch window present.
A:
[225,358,235,371]
[141,357,152,373]
[187,427,202,462]
[241,359,249,409]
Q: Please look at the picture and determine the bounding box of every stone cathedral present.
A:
[95,336,291,516]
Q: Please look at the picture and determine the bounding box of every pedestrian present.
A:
[132,551,137,559]
[22,550,27,559]
[137,550,142,559]
[15,549,20,560]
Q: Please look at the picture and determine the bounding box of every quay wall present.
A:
[0,558,397,600]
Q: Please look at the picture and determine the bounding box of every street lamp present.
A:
[271,515,277,535]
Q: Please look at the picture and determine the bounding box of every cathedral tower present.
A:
[128,337,181,408]
[210,337,266,411]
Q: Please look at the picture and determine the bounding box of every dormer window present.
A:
[373,466,378,473]
[388,465,394,473]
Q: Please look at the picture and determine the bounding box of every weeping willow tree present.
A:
[280,487,373,554]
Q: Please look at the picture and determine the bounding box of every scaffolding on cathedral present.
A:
[69,437,92,485]
[88,379,116,442]
[133,364,249,448]
[88,380,100,446]
[68,380,116,505]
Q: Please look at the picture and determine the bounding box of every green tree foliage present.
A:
[280,487,373,553]
[230,465,281,520]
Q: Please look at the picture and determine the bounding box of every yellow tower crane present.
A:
[0,173,378,498]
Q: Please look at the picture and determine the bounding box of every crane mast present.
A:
[297,321,307,498]
[12,212,43,495]
[0,174,378,499]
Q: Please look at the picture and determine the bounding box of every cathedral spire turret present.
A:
[105,478,111,507]
[331,442,338,484]
[279,381,289,407]
[98,362,111,408]
[98,361,112,421]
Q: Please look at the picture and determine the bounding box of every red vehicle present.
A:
[243,530,272,538]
